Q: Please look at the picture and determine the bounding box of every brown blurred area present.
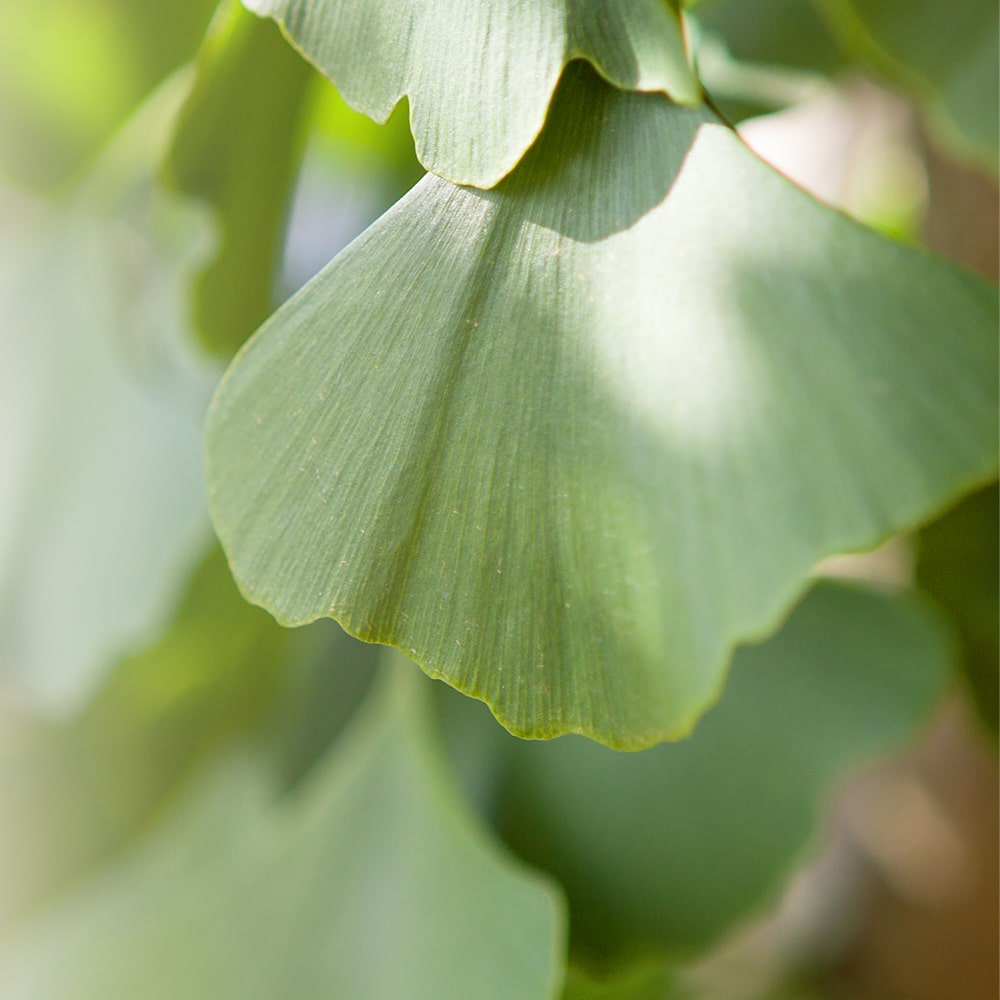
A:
[830,699,998,1000]
[828,133,999,1000]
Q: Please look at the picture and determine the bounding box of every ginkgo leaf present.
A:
[0,663,565,1000]
[206,63,998,748]
[240,0,699,187]
[0,82,219,713]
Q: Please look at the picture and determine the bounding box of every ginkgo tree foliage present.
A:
[0,0,996,997]
[207,60,993,746]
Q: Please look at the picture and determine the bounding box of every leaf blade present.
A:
[207,64,998,746]
[241,0,699,186]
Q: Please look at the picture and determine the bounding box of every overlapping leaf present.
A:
[207,64,998,747]
[240,0,698,186]
[0,84,219,712]
[0,664,565,1000]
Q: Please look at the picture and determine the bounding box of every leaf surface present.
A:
[207,64,998,747]
[0,663,565,1000]
[240,0,698,186]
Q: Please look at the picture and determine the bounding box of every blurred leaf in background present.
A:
[0,549,282,936]
[440,581,950,965]
[561,960,675,1000]
[0,661,565,1000]
[820,0,999,171]
[691,0,999,173]
[0,81,219,713]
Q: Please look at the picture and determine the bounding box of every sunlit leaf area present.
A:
[1,1,996,997]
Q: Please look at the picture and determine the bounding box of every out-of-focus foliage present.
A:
[0,83,218,712]
[822,0,999,170]
[560,961,675,1000]
[0,663,565,1000]
[0,549,282,935]
[0,0,217,189]
[693,0,999,171]
[440,581,948,960]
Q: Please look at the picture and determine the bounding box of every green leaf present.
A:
[0,81,220,712]
[0,662,565,1000]
[819,0,999,170]
[240,0,699,187]
[917,482,999,734]
[206,63,998,748]
[487,581,950,960]
[164,2,314,356]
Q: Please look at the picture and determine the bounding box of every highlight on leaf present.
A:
[206,63,998,747]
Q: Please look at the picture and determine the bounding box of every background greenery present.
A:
[0,0,996,996]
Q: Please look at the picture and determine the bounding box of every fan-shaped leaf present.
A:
[240,0,698,187]
[207,64,998,747]
[0,664,565,1000]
